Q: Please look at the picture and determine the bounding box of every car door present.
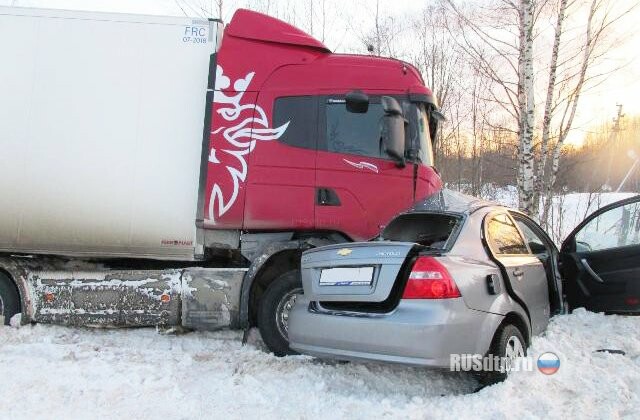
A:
[560,195,640,313]
[510,212,565,315]
[484,212,551,335]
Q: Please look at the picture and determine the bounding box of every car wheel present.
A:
[258,270,303,356]
[0,273,20,326]
[478,323,526,385]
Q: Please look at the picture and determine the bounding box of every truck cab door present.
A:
[243,93,318,230]
[560,195,640,313]
[484,212,551,336]
[315,96,414,241]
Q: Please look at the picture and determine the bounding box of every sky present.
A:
[2,0,639,146]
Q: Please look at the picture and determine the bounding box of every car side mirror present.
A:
[381,96,405,167]
[345,90,369,113]
[528,241,547,255]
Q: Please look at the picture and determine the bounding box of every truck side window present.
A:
[325,102,387,159]
[273,96,317,150]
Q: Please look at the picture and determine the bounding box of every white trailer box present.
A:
[0,7,221,260]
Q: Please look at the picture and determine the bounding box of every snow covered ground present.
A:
[0,192,638,419]
[1,309,639,419]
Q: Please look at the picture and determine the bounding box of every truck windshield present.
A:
[406,102,434,166]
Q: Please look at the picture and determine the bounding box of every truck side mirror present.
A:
[381,96,402,116]
[345,90,369,113]
[430,109,445,147]
[381,96,405,167]
[431,109,446,121]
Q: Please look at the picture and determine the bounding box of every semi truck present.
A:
[0,6,443,355]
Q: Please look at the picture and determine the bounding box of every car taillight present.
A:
[402,256,461,299]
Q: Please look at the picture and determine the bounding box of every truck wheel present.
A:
[0,273,20,326]
[258,270,303,356]
[478,323,526,385]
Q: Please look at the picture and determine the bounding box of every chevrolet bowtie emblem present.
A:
[337,248,353,256]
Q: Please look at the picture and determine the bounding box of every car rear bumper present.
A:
[289,297,503,368]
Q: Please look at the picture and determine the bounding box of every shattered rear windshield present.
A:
[381,213,462,249]
[411,189,492,214]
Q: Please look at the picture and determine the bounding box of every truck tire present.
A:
[478,323,526,385]
[258,270,303,356]
[0,273,20,326]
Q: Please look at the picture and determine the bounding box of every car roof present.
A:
[408,189,498,215]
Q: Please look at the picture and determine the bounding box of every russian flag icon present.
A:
[537,352,560,375]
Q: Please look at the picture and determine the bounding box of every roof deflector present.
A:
[227,9,331,53]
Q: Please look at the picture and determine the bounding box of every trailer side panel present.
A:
[0,7,220,260]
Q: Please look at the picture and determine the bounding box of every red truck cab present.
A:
[204,9,443,241]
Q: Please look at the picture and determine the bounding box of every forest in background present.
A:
[437,111,640,196]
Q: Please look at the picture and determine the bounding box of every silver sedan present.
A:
[288,190,565,383]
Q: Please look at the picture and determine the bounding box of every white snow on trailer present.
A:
[0,7,222,260]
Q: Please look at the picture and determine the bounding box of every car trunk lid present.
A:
[300,241,418,302]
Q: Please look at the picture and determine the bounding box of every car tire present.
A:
[258,270,303,356]
[0,273,20,326]
[478,323,526,385]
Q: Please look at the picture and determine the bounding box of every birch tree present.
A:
[518,0,536,215]
[535,0,570,210]
[445,0,537,214]
[537,0,635,226]
[446,0,634,217]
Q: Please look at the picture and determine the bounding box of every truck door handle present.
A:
[316,188,341,206]
[512,269,524,278]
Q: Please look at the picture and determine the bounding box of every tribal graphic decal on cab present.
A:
[207,65,290,223]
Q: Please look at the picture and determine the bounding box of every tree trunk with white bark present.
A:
[517,0,536,216]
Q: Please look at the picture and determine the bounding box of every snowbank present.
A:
[1,310,638,419]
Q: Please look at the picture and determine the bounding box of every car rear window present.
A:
[381,213,461,249]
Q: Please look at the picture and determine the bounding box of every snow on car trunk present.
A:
[1,310,639,419]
